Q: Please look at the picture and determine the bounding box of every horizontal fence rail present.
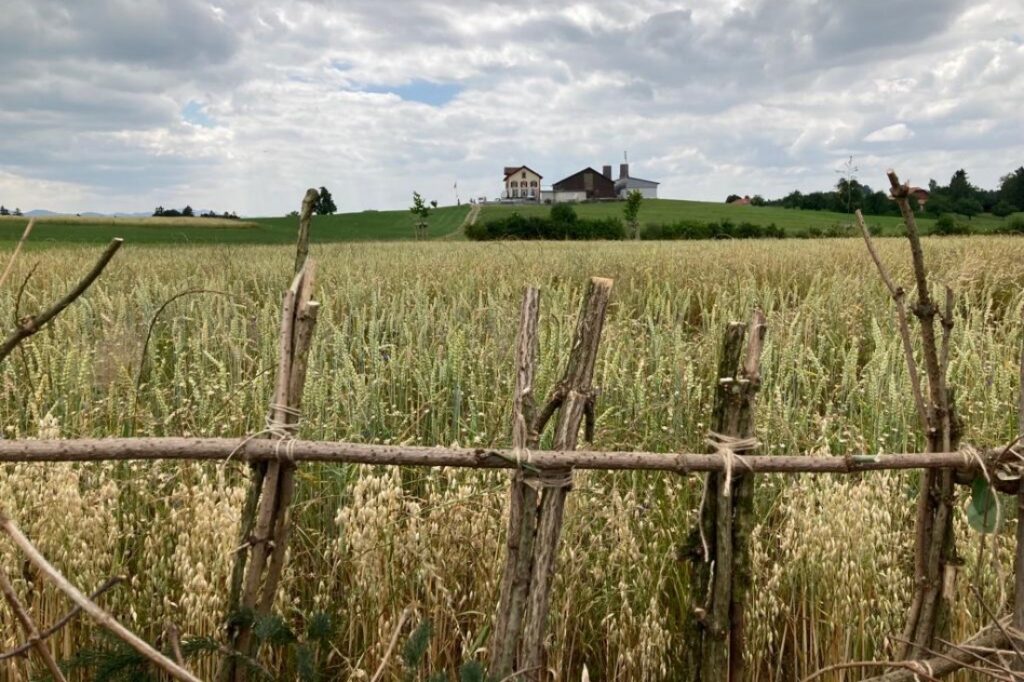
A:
[0,437,1008,474]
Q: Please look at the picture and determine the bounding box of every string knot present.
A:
[705,431,758,497]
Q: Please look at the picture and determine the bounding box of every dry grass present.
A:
[0,238,1022,680]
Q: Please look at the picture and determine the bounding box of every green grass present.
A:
[0,205,471,246]
[3,202,1017,246]
[481,198,1018,236]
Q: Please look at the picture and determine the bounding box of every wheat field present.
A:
[1,238,1022,680]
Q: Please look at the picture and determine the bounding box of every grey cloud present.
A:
[0,0,1020,214]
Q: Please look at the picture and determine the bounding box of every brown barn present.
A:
[552,167,617,200]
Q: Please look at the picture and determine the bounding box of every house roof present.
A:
[552,167,616,188]
[504,165,543,180]
[615,176,660,188]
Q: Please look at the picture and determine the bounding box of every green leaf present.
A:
[306,612,334,643]
[254,613,297,647]
[295,642,318,682]
[403,619,432,670]
[459,660,486,682]
[967,476,1003,534]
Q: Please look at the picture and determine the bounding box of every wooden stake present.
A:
[521,276,613,681]
[1014,307,1024,657]
[224,262,319,681]
[696,322,746,680]
[490,287,542,679]
[729,310,767,681]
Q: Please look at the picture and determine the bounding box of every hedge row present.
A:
[468,210,1024,242]
[466,212,626,240]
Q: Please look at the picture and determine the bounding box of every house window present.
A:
[530,181,538,187]
[522,171,527,179]
[511,181,518,188]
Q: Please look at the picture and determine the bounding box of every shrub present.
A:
[932,213,972,235]
[999,216,1024,234]
[467,210,626,241]
[639,220,786,240]
[550,204,578,225]
[992,200,1019,217]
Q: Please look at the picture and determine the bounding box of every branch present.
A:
[0,219,34,290]
[370,606,411,682]
[0,237,123,364]
[0,569,68,682]
[856,209,929,433]
[0,437,1010,475]
[863,622,1013,681]
[803,660,940,682]
[0,510,201,682]
[0,576,123,661]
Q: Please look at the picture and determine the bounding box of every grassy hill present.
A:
[1,200,1017,246]
[479,198,1017,236]
[0,206,471,246]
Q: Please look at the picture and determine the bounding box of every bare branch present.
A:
[370,606,412,682]
[0,436,1011,475]
[0,219,34,290]
[0,576,123,661]
[856,209,929,433]
[0,510,201,682]
[0,237,123,364]
[0,569,68,682]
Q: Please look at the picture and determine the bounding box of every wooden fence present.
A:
[1,171,1023,681]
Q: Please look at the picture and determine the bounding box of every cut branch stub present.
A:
[294,188,319,275]
[522,276,613,681]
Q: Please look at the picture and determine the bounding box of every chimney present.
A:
[602,165,612,179]
[619,163,629,179]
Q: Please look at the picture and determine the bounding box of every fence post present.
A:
[1014,308,1024,660]
[490,287,542,679]
[222,192,321,681]
[687,310,766,682]
[522,276,613,680]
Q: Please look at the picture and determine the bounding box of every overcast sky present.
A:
[2,0,1022,216]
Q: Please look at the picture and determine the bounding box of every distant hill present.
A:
[0,205,472,246]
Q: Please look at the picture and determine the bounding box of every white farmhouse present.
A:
[502,165,542,201]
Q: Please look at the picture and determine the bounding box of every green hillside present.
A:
[0,206,471,246]
[479,198,1016,236]
[1,199,1018,246]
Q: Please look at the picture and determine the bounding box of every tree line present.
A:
[0,206,23,216]
[730,166,1024,219]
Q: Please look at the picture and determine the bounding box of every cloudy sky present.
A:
[1,0,1022,216]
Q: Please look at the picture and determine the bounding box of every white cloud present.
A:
[864,123,915,143]
[0,0,1022,214]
